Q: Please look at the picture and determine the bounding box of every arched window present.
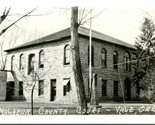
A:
[124,52,131,71]
[19,54,25,70]
[11,55,15,71]
[39,50,44,68]
[101,48,107,68]
[64,45,70,65]
[113,51,118,69]
[28,54,35,75]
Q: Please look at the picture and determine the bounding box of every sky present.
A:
[1,0,155,49]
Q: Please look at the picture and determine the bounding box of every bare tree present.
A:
[7,54,57,115]
[70,7,105,114]
[70,7,87,114]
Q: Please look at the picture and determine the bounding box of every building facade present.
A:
[5,27,137,103]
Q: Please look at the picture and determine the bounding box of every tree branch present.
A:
[0,7,11,25]
[0,8,37,37]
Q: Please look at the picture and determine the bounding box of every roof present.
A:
[5,26,136,52]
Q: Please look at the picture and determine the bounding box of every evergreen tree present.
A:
[132,17,155,100]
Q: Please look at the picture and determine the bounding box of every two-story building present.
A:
[5,27,137,103]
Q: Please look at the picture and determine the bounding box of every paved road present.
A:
[0,101,155,115]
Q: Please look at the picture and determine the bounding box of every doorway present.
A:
[50,79,56,101]
[124,78,131,100]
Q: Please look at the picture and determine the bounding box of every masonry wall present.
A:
[7,39,78,103]
[6,36,136,103]
[78,36,136,101]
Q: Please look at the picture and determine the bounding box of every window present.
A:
[19,54,25,70]
[101,48,107,68]
[64,45,70,65]
[102,80,107,96]
[11,55,15,71]
[63,78,71,96]
[19,81,23,96]
[114,81,118,96]
[124,52,131,71]
[113,51,118,69]
[38,80,44,96]
[51,79,56,101]
[7,81,15,96]
[39,50,44,68]
[28,54,35,75]
[88,45,94,66]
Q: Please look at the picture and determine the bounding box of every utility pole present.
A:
[70,6,87,114]
[89,9,92,100]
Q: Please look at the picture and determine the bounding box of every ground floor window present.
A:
[102,80,107,96]
[19,81,23,96]
[114,81,118,96]
[51,79,56,101]
[38,80,44,96]
[63,78,71,96]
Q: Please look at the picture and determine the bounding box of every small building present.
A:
[5,27,137,103]
[0,70,7,101]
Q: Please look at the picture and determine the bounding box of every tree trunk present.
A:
[70,6,87,114]
[31,84,35,115]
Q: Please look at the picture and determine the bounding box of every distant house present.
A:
[0,70,7,101]
[5,27,137,103]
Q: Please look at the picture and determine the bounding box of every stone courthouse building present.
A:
[5,27,137,103]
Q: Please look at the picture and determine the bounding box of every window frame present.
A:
[28,54,35,75]
[19,54,25,71]
[64,44,70,65]
[38,80,44,96]
[124,52,131,71]
[113,81,118,96]
[11,55,15,71]
[39,50,45,68]
[101,48,107,68]
[113,51,118,69]
[63,78,71,96]
[19,81,23,96]
[102,80,107,96]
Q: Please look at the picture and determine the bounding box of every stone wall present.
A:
[6,35,136,103]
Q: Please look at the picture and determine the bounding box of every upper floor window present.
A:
[64,45,70,65]
[19,54,25,70]
[28,54,35,75]
[101,48,107,68]
[39,50,44,68]
[88,45,94,66]
[11,55,15,71]
[113,51,118,69]
[124,52,131,71]
[38,80,44,96]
